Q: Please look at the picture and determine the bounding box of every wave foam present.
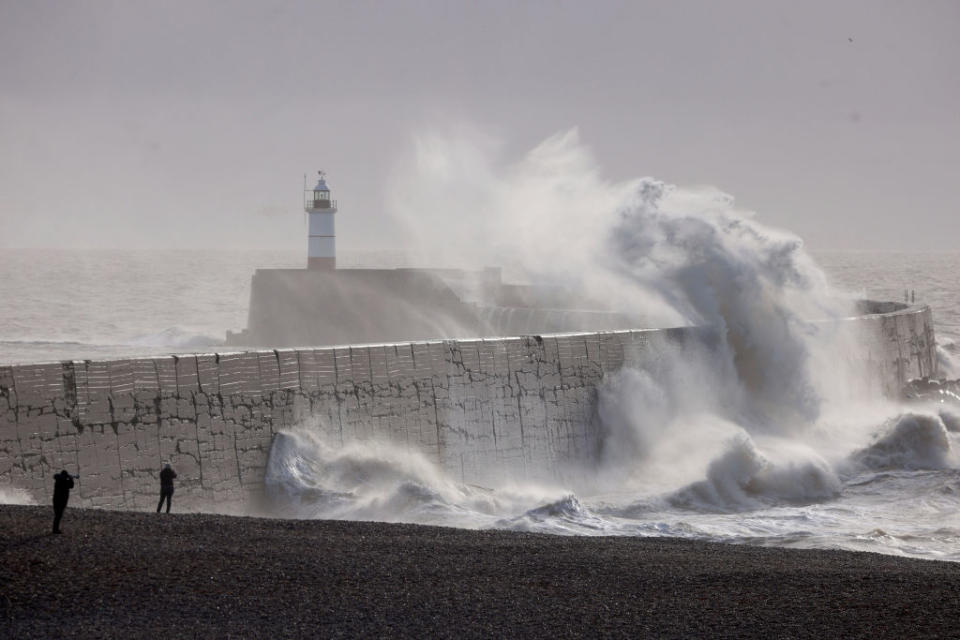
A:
[0,486,36,505]
[849,413,953,471]
[940,409,960,433]
[938,341,960,379]
[495,495,617,534]
[667,434,840,512]
[263,430,572,528]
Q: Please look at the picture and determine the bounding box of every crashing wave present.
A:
[848,413,952,472]
[938,341,960,379]
[495,495,616,534]
[666,434,840,512]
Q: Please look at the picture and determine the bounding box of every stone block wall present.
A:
[0,304,938,510]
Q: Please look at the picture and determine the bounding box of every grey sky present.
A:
[1,0,957,251]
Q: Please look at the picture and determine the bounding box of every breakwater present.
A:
[0,303,938,509]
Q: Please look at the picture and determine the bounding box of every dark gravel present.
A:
[2,504,959,638]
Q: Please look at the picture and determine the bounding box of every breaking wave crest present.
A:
[495,495,619,535]
[667,434,841,513]
[264,430,573,528]
[848,413,954,472]
[261,129,960,560]
[264,410,960,558]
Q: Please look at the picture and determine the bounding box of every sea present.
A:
[2,248,960,561]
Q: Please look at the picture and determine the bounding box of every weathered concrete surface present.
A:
[0,304,938,509]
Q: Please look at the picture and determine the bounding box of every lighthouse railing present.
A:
[305,198,337,210]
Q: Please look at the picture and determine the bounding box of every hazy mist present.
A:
[1,0,957,251]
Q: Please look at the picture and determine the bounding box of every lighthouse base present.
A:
[228,267,640,348]
[308,257,336,270]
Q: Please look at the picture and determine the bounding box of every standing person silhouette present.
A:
[52,469,75,534]
[157,463,176,513]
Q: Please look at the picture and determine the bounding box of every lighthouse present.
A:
[304,171,337,270]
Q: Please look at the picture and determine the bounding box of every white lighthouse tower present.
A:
[304,171,337,270]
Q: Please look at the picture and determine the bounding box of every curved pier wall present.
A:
[0,304,937,510]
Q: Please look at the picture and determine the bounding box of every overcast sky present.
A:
[1,0,957,252]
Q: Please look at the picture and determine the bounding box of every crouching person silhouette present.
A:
[52,469,76,534]
[157,462,176,513]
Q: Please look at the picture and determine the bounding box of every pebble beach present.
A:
[3,505,960,638]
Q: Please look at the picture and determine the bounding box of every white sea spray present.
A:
[260,129,960,560]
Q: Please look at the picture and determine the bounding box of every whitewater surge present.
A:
[257,128,960,560]
[939,341,960,379]
[0,486,36,505]
[264,429,575,530]
[264,402,960,559]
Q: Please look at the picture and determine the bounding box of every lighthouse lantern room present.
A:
[304,170,338,270]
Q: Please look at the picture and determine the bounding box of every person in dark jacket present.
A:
[52,469,75,534]
[157,463,177,513]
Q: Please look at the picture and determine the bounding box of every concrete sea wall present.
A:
[0,304,938,510]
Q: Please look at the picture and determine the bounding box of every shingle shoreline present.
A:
[2,504,959,638]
